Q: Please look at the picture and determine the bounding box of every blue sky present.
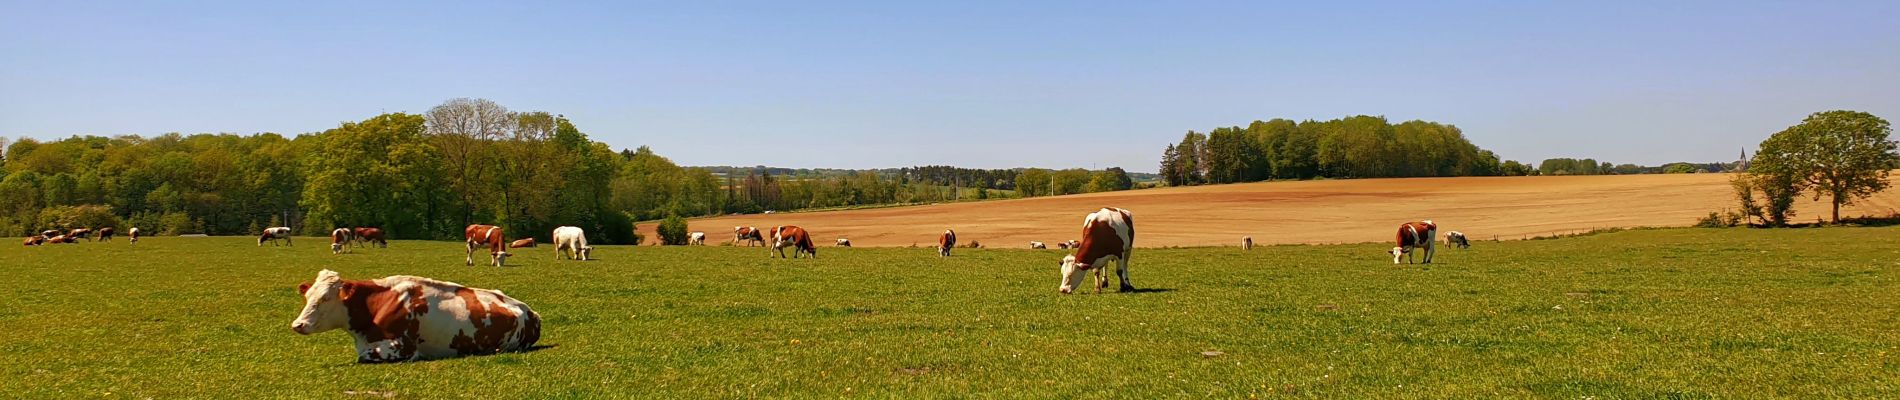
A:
[3,1,1896,172]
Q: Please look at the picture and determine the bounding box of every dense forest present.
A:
[1158,116,1512,185]
[0,98,1141,241]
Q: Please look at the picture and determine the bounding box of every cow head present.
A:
[494,250,512,265]
[331,242,344,253]
[1058,254,1091,294]
[578,246,592,260]
[1390,246,1408,264]
[290,270,352,335]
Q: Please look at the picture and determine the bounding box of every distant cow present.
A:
[553,226,592,261]
[47,235,75,244]
[97,227,115,242]
[260,227,293,246]
[331,228,355,254]
[464,225,512,267]
[1056,242,1070,250]
[836,238,851,247]
[40,230,58,239]
[509,238,537,248]
[1030,241,1046,249]
[938,229,957,257]
[1390,220,1438,264]
[289,269,541,363]
[689,232,706,246]
[1445,231,1470,249]
[1059,207,1136,294]
[23,236,44,246]
[1064,240,1079,249]
[68,228,93,241]
[353,227,388,248]
[734,226,764,247]
[128,227,140,243]
[1241,236,1253,251]
[769,225,816,259]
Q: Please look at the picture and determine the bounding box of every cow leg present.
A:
[1116,257,1135,292]
[466,241,476,266]
[1425,237,1436,264]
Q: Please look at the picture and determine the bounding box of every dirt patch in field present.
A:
[640,174,1900,248]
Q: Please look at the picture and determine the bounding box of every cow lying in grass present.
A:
[289,270,541,363]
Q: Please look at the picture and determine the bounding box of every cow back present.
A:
[1072,208,1133,269]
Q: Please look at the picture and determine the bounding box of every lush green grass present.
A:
[3,228,1897,398]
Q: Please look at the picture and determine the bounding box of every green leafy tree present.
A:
[657,214,690,245]
[1752,110,1899,223]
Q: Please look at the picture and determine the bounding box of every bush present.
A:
[1695,211,1743,228]
[158,212,199,235]
[657,214,690,245]
[37,204,121,230]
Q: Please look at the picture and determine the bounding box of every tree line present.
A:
[0,98,1142,242]
[1157,116,1512,185]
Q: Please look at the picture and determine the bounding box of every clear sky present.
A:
[3,1,1896,172]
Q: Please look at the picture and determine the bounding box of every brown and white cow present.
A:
[331,228,355,254]
[68,228,92,241]
[552,226,591,261]
[689,231,706,246]
[1058,207,1135,294]
[508,238,537,248]
[938,229,957,257]
[47,234,75,244]
[97,227,115,242]
[769,225,816,259]
[353,227,388,248]
[734,226,764,247]
[1445,230,1470,249]
[128,227,140,243]
[1029,241,1047,249]
[1390,220,1438,264]
[464,225,512,267]
[1241,236,1253,251]
[836,238,851,247]
[40,229,59,239]
[260,227,293,246]
[289,269,542,363]
[23,236,45,246]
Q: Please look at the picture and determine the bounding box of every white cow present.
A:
[689,231,706,246]
[836,238,852,247]
[553,226,592,261]
[259,227,293,246]
[1445,231,1470,249]
[1029,241,1047,249]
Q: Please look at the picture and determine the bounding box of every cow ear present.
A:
[298,283,311,295]
[338,282,357,299]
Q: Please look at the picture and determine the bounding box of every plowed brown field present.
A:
[639,173,1900,248]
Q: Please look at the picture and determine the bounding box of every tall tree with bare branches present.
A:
[425,98,513,226]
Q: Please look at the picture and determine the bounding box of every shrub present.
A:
[657,214,690,245]
[1695,210,1743,228]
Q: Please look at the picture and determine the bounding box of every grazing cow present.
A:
[689,232,706,246]
[289,269,542,363]
[1030,241,1047,249]
[1056,242,1070,250]
[464,225,512,267]
[260,227,293,246]
[1058,207,1136,294]
[1242,236,1253,251]
[128,227,140,243]
[331,228,355,254]
[69,228,93,241]
[97,227,115,242]
[552,226,591,261]
[769,225,816,259]
[938,229,957,257]
[353,227,388,248]
[734,226,764,247]
[508,238,537,248]
[836,238,851,247]
[1445,231,1470,249]
[1064,239,1080,249]
[23,236,44,246]
[1390,220,1438,264]
[40,230,59,239]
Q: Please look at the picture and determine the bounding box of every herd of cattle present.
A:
[20,208,1473,363]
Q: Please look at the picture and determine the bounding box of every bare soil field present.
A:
[641,174,1900,248]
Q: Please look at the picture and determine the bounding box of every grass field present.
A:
[4,228,1898,398]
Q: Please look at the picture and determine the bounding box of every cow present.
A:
[734,226,764,247]
[1058,207,1135,294]
[23,236,44,246]
[464,225,512,267]
[508,238,537,248]
[353,227,388,248]
[769,225,816,259]
[689,231,706,246]
[1056,242,1070,250]
[1241,236,1253,251]
[289,269,542,363]
[836,238,851,247]
[97,227,115,242]
[40,229,58,239]
[69,228,93,241]
[1030,241,1047,249]
[552,226,591,261]
[1445,231,1470,249]
[938,229,957,257]
[1390,220,1438,264]
[260,227,293,246]
[331,228,355,254]
[1064,239,1080,249]
[128,227,140,243]
[48,235,74,244]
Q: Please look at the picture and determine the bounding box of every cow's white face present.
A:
[1058,254,1088,294]
[1390,246,1407,264]
[290,270,351,335]
[578,247,591,260]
